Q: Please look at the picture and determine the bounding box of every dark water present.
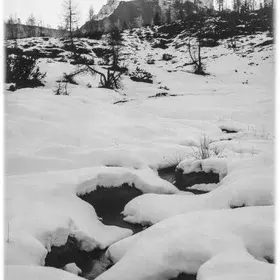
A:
[45,236,109,278]
[158,166,219,194]
[172,274,197,280]
[79,184,145,233]
[45,179,205,279]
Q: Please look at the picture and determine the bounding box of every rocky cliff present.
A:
[80,0,270,35]
[94,0,120,20]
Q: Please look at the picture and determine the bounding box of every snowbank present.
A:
[123,153,274,224]
[6,265,84,280]
[177,158,228,181]
[101,206,274,280]
[63,263,82,276]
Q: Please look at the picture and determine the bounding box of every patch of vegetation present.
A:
[147,58,155,64]
[152,39,170,49]
[70,54,95,65]
[62,73,78,85]
[5,51,46,90]
[162,53,173,61]
[130,67,153,84]
[53,81,69,95]
[92,47,112,59]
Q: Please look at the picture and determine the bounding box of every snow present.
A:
[63,263,82,276]
[216,119,248,132]
[5,27,274,279]
[103,206,274,280]
[123,153,274,224]
[6,265,84,280]
[76,166,178,195]
[177,158,228,180]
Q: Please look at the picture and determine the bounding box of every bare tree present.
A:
[166,8,171,24]
[89,5,95,21]
[7,15,19,41]
[26,13,36,26]
[38,20,45,36]
[187,16,206,75]
[62,0,79,40]
[233,0,241,12]
[26,13,36,37]
[215,0,224,12]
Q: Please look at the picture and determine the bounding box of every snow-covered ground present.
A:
[5,28,274,280]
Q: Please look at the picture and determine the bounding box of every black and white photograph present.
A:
[2,0,277,279]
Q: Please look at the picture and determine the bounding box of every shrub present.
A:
[86,31,103,40]
[190,135,226,159]
[92,47,112,59]
[62,73,78,85]
[200,38,219,47]
[99,69,123,89]
[70,54,95,65]
[54,81,69,95]
[5,52,46,89]
[188,39,207,75]
[152,39,169,49]
[162,53,173,61]
[190,135,211,159]
[147,58,155,64]
[65,65,124,90]
[130,67,153,84]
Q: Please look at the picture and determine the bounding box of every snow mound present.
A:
[177,158,228,181]
[122,153,273,224]
[63,263,82,276]
[217,120,248,133]
[76,166,178,195]
[102,206,274,280]
[6,265,84,280]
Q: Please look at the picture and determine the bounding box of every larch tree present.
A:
[26,13,36,37]
[62,0,79,40]
[26,13,36,26]
[89,5,95,21]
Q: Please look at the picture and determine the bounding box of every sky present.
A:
[4,0,112,28]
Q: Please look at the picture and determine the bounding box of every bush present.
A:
[86,31,103,40]
[53,81,69,95]
[200,38,219,47]
[152,39,169,49]
[5,52,46,89]
[70,54,95,65]
[64,65,124,90]
[147,58,155,64]
[130,67,153,84]
[162,53,173,61]
[92,47,112,58]
[62,73,78,85]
